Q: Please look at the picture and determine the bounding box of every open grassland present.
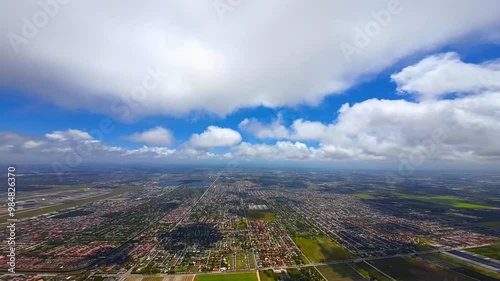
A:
[259,270,276,281]
[139,276,194,281]
[423,253,499,281]
[195,272,257,281]
[246,210,276,221]
[454,202,498,209]
[468,243,500,260]
[286,268,303,279]
[352,262,392,281]
[236,219,248,229]
[416,238,435,251]
[247,250,256,268]
[236,252,245,268]
[477,221,500,229]
[395,193,497,210]
[294,236,351,262]
[452,267,500,281]
[317,264,364,280]
[260,267,323,281]
[141,277,164,281]
[370,257,479,281]
[0,186,140,223]
[431,253,500,280]
[355,193,377,199]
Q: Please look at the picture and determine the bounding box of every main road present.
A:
[255,244,494,271]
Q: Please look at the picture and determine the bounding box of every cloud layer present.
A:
[186,126,242,149]
[1,0,500,169]
[2,53,500,166]
[123,126,174,146]
[237,53,500,162]
[1,1,499,119]
[392,52,500,100]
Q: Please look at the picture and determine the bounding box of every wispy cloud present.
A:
[123,126,174,146]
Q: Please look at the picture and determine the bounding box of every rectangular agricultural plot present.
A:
[294,236,351,262]
[259,270,277,281]
[395,193,497,210]
[194,272,258,281]
[353,262,392,281]
[141,277,164,281]
[316,264,365,281]
[368,257,478,281]
[259,267,324,281]
[246,209,276,221]
[468,243,500,260]
[355,193,377,199]
[141,276,195,281]
[477,221,500,229]
[429,252,500,280]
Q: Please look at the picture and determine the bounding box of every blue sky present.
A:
[0,61,425,150]
[0,0,499,169]
[1,42,497,147]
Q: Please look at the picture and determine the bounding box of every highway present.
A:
[255,244,494,271]
[97,244,496,281]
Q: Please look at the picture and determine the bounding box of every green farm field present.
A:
[395,193,497,210]
[355,193,377,199]
[430,253,500,280]
[141,277,164,281]
[246,210,276,221]
[316,264,364,280]
[369,257,478,281]
[468,244,500,260]
[477,221,500,229]
[259,270,276,281]
[195,272,258,281]
[294,236,351,262]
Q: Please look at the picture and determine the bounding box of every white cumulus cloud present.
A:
[185,126,242,149]
[237,53,500,162]
[238,92,500,162]
[123,126,174,146]
[1,53,500,165]
[391,52,500,100]
[239,116,290,139]
[0,1,499,119]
